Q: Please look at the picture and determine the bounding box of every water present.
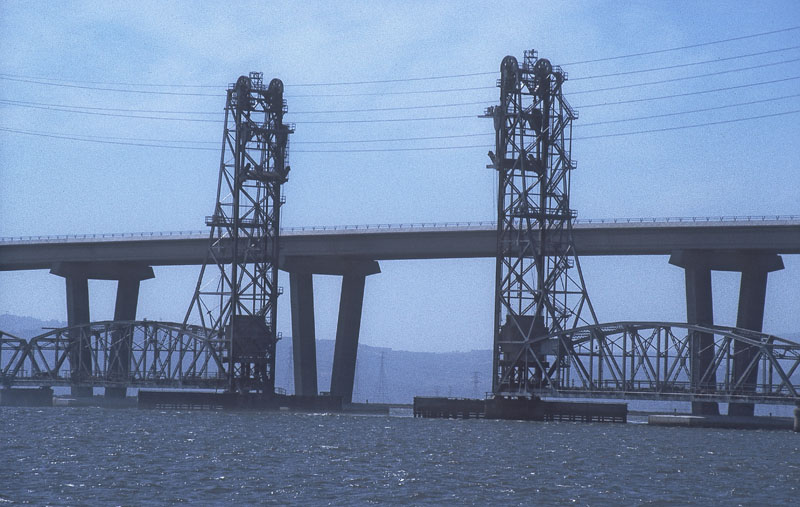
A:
[1,408,798,505]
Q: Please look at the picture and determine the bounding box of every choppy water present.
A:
[1,408,798,505]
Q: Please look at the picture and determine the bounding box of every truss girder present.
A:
[0,321,228,389]
[493,321,800,405]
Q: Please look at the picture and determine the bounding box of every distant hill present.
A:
[0,314,66,338]
[0,314,492,404]
[274,338,493,404]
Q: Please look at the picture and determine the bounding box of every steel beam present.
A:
[289,272,318,396]
[330,274,367,404]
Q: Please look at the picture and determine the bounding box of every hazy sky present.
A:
[1,1,799,352]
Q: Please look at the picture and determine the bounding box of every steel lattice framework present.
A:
[1,321,228,389]
[486,50,597,397]
[184,72,292,394]
[3,322,797,405]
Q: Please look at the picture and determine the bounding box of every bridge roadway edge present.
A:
[1,220,800,271]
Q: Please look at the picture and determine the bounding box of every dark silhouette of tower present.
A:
[485,50,597,398]
[184,72,292,394]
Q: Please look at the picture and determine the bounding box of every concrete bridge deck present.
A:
[1,216,799,270]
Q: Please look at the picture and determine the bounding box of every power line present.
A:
[562,25,800,65]
[574,75,800,108]
[570,45,800,81]
[0,98,491,115]
[574,109,800,140]
[579,93,800,126]
[4,75,798,123]
[4,54,798,107]
[570,57,800,95]
[1,25,797,89]
[8,93,797,146]
[3,109,798,152]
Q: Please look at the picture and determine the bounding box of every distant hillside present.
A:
[274,339,493,404]
[0,314,66,338]
[1,314,492,404]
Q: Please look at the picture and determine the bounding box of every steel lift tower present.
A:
[184,72,292,395]
[486,51,597,398]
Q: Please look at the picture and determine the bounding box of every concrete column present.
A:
[794,404,800,433]
[65,274,92,398]
[683,265,719,416]
[290,272,318,396]
[728,269,769,417]
[105,278,141,399]
[330,274,367,404]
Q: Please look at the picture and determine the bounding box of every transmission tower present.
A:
[485,50,597,398]
[184,72,292,395]
[376,351,388,403]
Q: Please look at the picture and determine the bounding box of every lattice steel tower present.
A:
[485,51,597,397]
[185,72,292,394]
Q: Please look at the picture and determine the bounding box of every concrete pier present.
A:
[671,253,718,415]
[729,261,781,416]
[283,257,379,404]
[670,251,783,416]
[106,277,146,399]
[290,272,318,397]
[330,274,367,404]
[63,272,92,398]
[51,261,154,398]
[794,405,800,433]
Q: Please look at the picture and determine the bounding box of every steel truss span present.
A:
[485,50,597,397]
[497,321,800,405]
[1,321,228,389]
[184,72,292,395]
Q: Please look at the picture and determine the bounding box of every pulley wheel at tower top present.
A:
[533,58,552,78]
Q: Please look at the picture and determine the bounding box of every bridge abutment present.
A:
[51,262,154,399]
[670,251,783,416]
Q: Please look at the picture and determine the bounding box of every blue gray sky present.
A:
[1,1,799,351]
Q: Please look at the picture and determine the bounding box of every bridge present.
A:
[2,320,798,407]
[1,215,799,412]
[1,59,798,420]
[2,217,800,269]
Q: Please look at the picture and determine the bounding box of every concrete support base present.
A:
[290,272,318,397]
[330,275,367,404]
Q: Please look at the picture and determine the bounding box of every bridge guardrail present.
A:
[1,215,799,244]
